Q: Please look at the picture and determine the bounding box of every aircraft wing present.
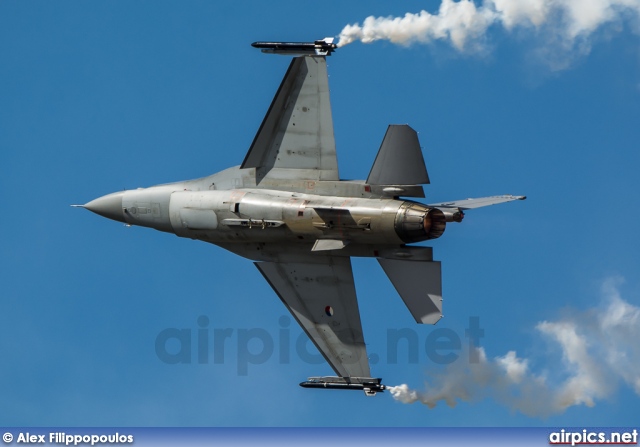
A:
[241,56,339,184]
[255,256,371,379]
[428,194,526,210]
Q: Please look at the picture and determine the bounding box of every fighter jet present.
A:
[75,39,525,396]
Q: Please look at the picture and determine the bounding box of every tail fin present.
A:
[367,125,430,186]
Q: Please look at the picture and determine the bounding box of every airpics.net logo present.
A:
[154,315,484,375]
[549,429,638,446]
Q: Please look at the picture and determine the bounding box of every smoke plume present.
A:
[388,277,640,417]
[337,0,640,67]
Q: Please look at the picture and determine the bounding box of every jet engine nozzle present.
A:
[394,202,446,243]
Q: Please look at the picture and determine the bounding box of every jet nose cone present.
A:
[84,191,126,223]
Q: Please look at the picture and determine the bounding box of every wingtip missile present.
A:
[299,376,386,396]
[251,37,337,56]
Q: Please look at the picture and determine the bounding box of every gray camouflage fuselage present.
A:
[87,165,447,263]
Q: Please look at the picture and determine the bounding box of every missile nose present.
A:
[83,191,126,223]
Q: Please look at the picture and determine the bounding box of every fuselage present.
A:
[84,167,448,262]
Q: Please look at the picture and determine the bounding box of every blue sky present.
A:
[1,0,639,427]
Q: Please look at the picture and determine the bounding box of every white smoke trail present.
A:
[388,277,640,417]
[337,0,640,67]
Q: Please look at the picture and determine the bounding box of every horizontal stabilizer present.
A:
[429,195,526,210]
[378,259,442,325]
[367,125,430,186]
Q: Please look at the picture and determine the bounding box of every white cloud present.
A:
[337,0,640,68]
[388,277,640,417]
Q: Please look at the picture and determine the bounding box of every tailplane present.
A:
[367,125,430,186]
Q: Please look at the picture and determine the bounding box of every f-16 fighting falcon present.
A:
[74,37,525,396]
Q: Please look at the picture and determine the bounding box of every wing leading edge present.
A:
[255,257,371,379]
